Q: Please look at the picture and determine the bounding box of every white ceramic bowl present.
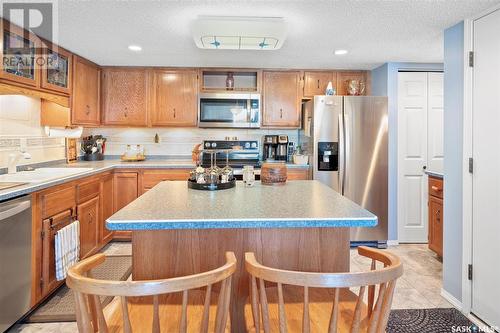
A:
[292,154,309,165]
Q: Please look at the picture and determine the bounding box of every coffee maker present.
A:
[263,135,289,161]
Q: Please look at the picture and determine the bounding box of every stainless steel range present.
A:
[201,140,261,177]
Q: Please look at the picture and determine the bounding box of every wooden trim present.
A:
[0,82,70,106]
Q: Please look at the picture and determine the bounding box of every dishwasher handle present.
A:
[0,200,31,221]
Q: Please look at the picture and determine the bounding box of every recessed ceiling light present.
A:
[128,45,142,52]
[334,49,348,55]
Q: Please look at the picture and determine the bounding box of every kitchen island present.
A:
[107,180,377,332]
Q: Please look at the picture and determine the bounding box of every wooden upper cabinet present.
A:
[0,20,41,87]
[303,71,336,97]
[72,56,101,125]
[262,71,301,128]
[151,70,198,127]
[102,68,148,126]
[41,45,72,95]
[336,71,367,96]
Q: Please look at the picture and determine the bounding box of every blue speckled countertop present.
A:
[106,180,377,230]
[0,159,310,202]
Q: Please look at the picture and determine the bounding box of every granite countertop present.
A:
[425,170,444,179]
[106,180,377,230]
[0,158,310,202]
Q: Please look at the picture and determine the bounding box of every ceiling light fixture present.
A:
[128,45,142,52]
[192,16,287,50]
[334,49,348,55]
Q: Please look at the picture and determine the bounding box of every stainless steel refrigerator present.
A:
[303,96,388,248]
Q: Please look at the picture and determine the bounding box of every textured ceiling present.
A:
[48,0,500,69]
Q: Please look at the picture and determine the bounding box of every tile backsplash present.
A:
[0,95,65,169]
[82,127,300,158]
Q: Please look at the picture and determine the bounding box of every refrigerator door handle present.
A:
[343,112,350,195]
[338,113,345,194]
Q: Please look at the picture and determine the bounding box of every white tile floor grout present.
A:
[9,243,450,332]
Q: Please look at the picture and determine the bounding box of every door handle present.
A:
[338,113,345,194]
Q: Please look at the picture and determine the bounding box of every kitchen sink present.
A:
[0,168,94,184]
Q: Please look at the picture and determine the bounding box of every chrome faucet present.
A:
[7,139,31,173]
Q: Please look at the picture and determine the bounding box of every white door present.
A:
[472,8,500,328]
[397,72,429,243]
[427,73,444,173]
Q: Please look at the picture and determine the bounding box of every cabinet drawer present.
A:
[287,168,310,180]
[142,170,191,189]
[428,177,443,199]
[41,186,76,218]
[77,179,100,203]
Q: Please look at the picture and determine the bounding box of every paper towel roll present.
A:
[44,126,83,138]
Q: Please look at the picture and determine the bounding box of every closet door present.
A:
[427,73,444,173]
[397,72,428,242]
[472,8,500,328]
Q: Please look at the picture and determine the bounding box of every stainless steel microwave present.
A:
[198,93,261,128]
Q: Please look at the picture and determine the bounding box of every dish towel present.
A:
[55,220,80,281]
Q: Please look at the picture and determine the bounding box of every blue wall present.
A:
[443,21,465,302]
[371,62,443,241]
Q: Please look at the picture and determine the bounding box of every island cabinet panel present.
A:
[113,172,138,239]
[303,71,336,97]
[132,227,350,332]
[262,71,301,128]
[151,70,198,127]
[77,196,100,259]
[100,173,114,245]
[71,55,101,126]
[287,168,310,180]
[101,68,148,126]
[140,169,191,193]
[428,176,443,257]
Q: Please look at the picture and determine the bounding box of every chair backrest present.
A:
[245,246,403,333]
[67,251,237,333]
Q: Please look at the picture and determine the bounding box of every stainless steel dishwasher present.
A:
[0,195,32,332]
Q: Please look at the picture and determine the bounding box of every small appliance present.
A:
[263,135,289,161]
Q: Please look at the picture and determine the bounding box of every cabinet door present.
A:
[100,174,114,245]
[0,22,41,87]
[428,195,443,257]
[72,55,100,125]
[78,196,99,259]
[102,69,148,126]
[303,71,336,97]
[141,169,191,193]
[151,70,198,126]
[41,46,72,94]
[41,209,74,297]
[263,71,301,127]
[113,172,138,240]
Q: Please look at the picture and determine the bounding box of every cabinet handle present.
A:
[436,209,441,222]
[317,79,320,89]
[85,105,90,115]
[173,108,176,118]
[280,108,283,119]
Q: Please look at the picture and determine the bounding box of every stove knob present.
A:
[245,142,251,149]
[211,142,217,148]
[205,142,211,148]
[251,142,257,148]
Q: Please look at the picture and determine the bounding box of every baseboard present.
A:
[387,240,399,246]
[441,288,463,311]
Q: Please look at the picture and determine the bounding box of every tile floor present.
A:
[9,243,450,333]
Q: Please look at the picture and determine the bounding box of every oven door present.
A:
[199,93,260,128]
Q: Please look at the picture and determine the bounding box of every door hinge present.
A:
[469,157,473,174]
[41,230,45,240]
[469,51,474,67]
[468,264,473,281]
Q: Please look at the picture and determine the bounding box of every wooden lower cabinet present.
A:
[141,169,191,193]
[113,172,139,239]
[428,176,443,257]
[78,196,100,259]
[287,168,310,180]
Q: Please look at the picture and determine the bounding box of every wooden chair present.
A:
[244,246,403,333]
[66,252,236,333]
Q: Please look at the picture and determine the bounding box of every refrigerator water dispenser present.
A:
[317,142,338,171]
